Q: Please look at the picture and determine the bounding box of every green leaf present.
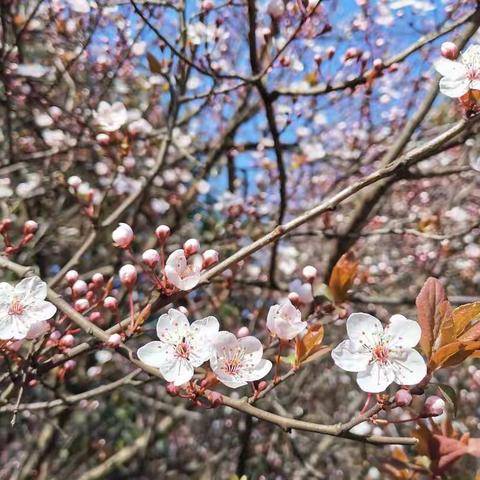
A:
[437,383,458,417]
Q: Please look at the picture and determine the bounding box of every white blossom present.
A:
[137,309,219,386]
[332,313,427,393]
[267,299,307,340]
[165,249,202,291]
[94,101,127,132]
[435,45,480,98]
[210,332,272,388]
[0,277,57,340]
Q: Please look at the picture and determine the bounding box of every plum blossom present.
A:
[0,277,57,340]
[210,332,272,388]
[332,313,427,393]
[94,101,127,132]
[65,0,91,13]
[137,309,219,386]
[267,299,307,340]
[434,45,480,98]
[165,249,203,290]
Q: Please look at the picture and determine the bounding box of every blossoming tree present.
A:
[2,0,480,478]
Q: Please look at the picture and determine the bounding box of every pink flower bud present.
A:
[103,296,118,310]
[89,311,102,322]
[74,298,90,312]
[92,273,104,286]
[107,333,122,347]
[257,381,268,392]
[65,270,79,284]
[237,326,250,338]
[49,330,62,341]
[119,264,137,288]
[201,0,214,11]
[64,359,77,370]
[142,249,160,268]
[155,224,170,243]
[67,175,82,189]
[72,279,88,297]
[207,391,223,407]
[183,238,200,256]
[441,41,458,60]
[23,220,38,235]
[267,0,284,18]
[395,389,413,407]
[422,396,445,417]
[373,58,383,70]
[178,306,189,316]
[166,383,179,396]
[326,46,335,59]
[0,218,12,233]
[96,133,110,145]
[202,249,219,267]
[112,223,134,249]
[302,265,317,282]
[288,291,301,306]
[60,334,75,348]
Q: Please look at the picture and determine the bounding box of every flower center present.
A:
[175,341,191,359]
[372,344,389,364]
[220,346,246,376]
[223,358,242,375]
[8,300,25,316]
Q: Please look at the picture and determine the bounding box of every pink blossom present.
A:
[112,223,134,249]
[94,101,128,132]
[119,264,137,288]
[266,299,307,340]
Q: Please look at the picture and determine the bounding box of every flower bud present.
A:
[74,298,90,313]
[257,381,268,392]
[107,333,122,347]
[422,396,445,417]
[0,218,12,233]
[89,311,102,322]
[23,220,38,235]
[64,359,77,370]
[67,175,82,189]
[202,249,219,267]
[183,238,200,256]
[237,326,250,338]
[302,265,317,282]
[267,0,284,18]
[166,383,179,396]
[119,264,137,288]
[103,296,118,310]
[288,291,301,306]
[155,224,170,243]
[441,41,458,60]
[395,389,412,407]
[142,249,160,268]
[92,273,104,286]
[326,46,335,59]
[96,133,110,145]
[373,58,383,70]
[112,223,134,249]
[65,270,79,284]
[60,334,75,348]
[207,391,223,407]
[201,0,214,11]
[49,330,62,342]
[72,279,88,297]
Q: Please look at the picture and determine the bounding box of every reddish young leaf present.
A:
[295,323,325,365]
[328,251,358,303]
[415,277,448,359]
[452,302,480,337]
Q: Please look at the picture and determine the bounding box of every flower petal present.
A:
[189,316,220,366]
[15,276,47,300]
[243,358,272,382]
[386,314,421,348]
[356,362,395,393]
[391,348,427,386]
[433,58,466,79]
[24,300,57,323]
[238,335,264,365]
[0,314,29,339]
[160,357,194,386]
[439,77,470,98]
[156,309,189,342]
[137,341,174,368]
[331,339,371,372]
[346,313,383,346]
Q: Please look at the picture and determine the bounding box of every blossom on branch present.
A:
[0,276,56,340]
[137,308,220,386]
[435,45,480,98]
[210,332,272,388]
[266,299,307,340]
[94,101,128,132]
[165,249,203,291]
[331,313,427,393]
